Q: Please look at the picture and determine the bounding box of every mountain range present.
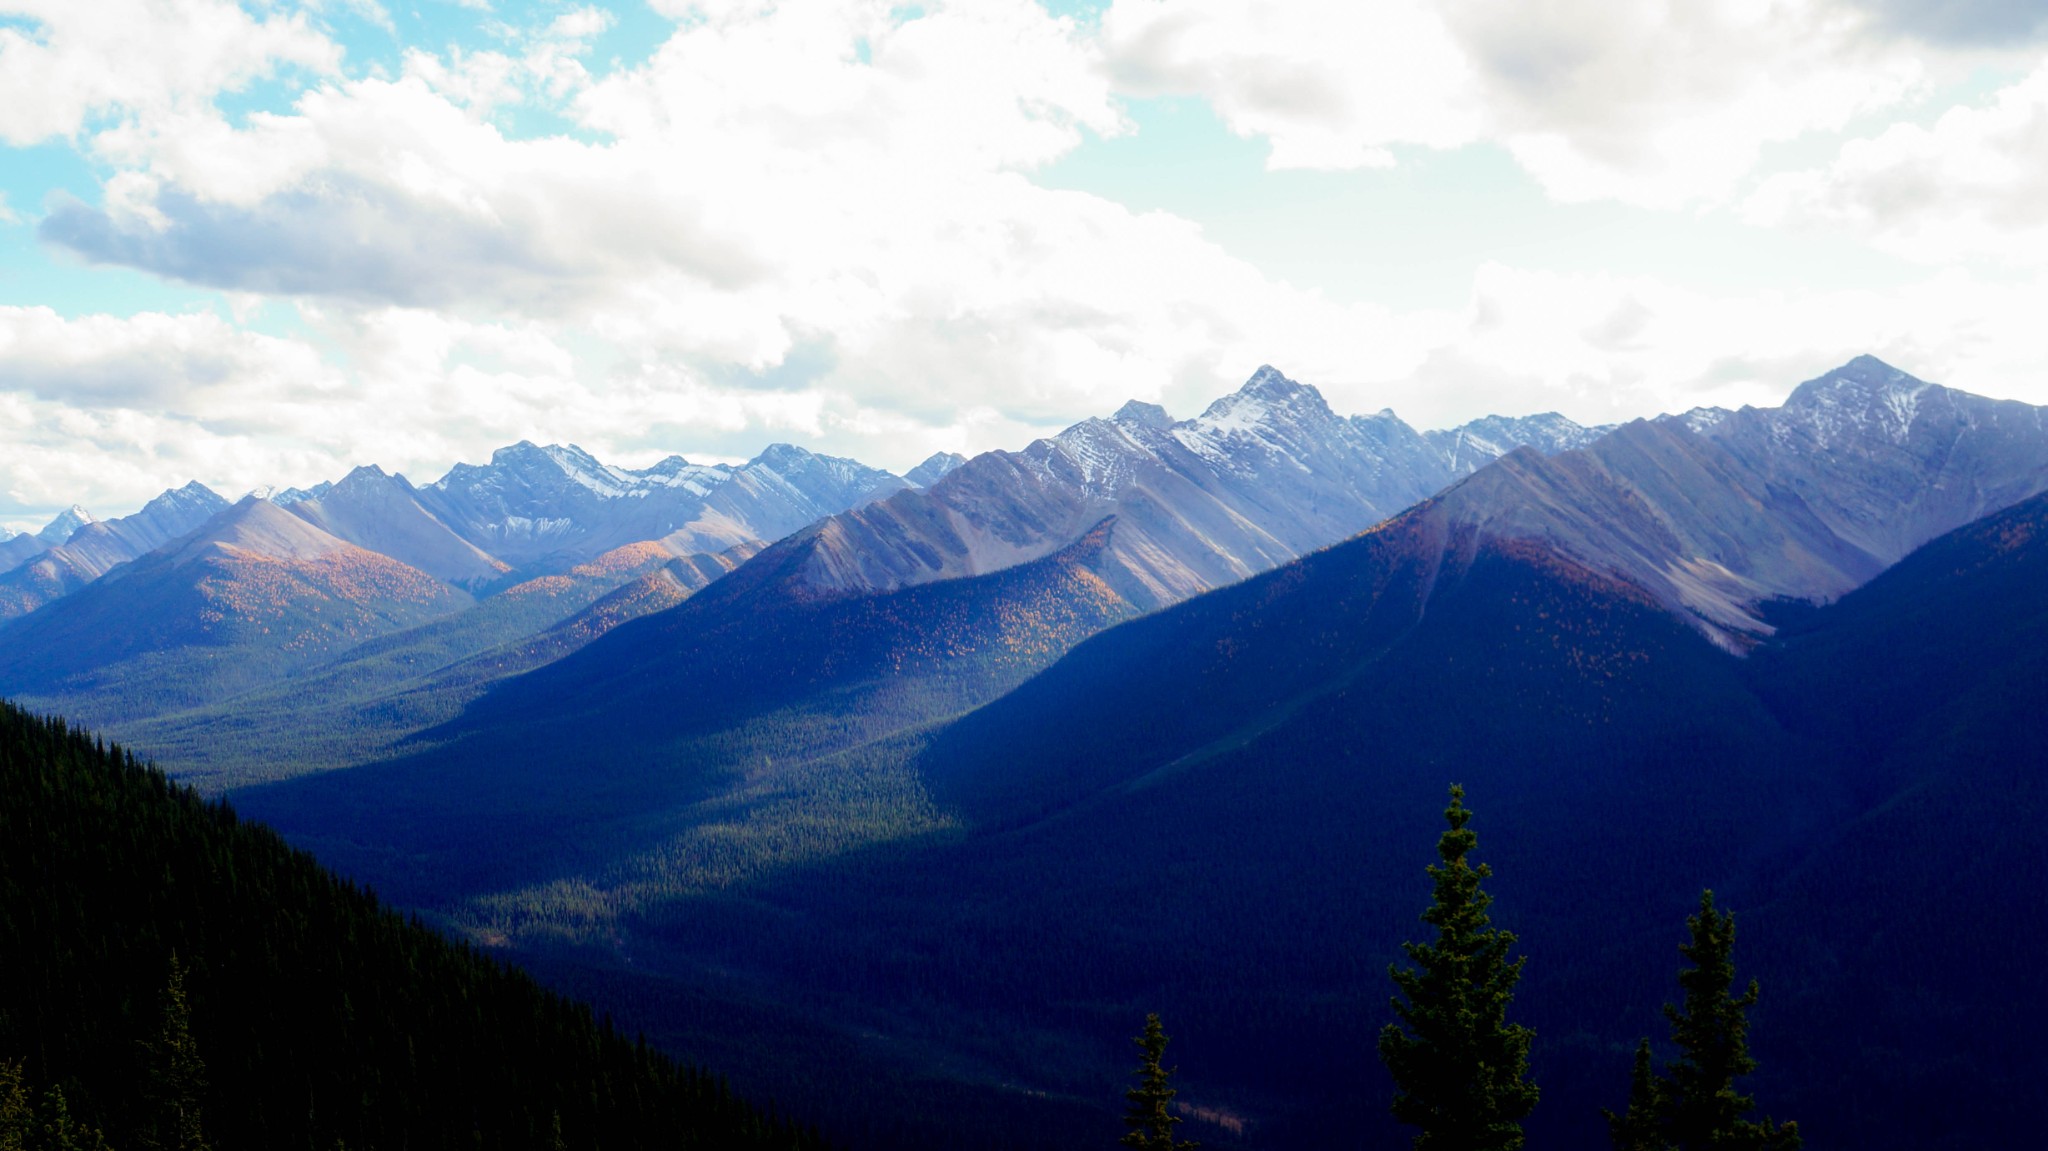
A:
[9,355,2047,1148]
[217,354,2048,1151]
[0,372,1612,778]
[0,483,226,619]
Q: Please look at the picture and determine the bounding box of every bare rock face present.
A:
[1424,411,1613,473]
[1421,355,2048,644]
[0,505,95,569]
[751,367,1411,610]
[285,466,509,590]
[744,366,1607,613]
[0,484,226,621]
[413,441,907,571]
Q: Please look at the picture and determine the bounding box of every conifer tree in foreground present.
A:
[1379,785,1538,1151]
[136,956,208,1151]
[1120,1014,1196,1151]
[1605,891,1800,1151]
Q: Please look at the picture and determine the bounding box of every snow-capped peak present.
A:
[271,482,331,507]
[906,452,968,488]
[36,505,96,545]
[1781,355,1938,446]
[1662,406,1733,434]
[1112,400,1173,433]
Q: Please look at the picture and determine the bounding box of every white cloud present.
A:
[35,0,1448,438]
[0,0,338,147]
[1374,263,2048,430]
[1101,0,1925,206]
[1746,58,2048,264]
[1101,0,1481,169]
[12,0,2048,527]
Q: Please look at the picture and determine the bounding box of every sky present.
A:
[5,0,2048,530]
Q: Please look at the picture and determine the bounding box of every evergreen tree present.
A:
[1610,892,1800,1151]
[33,1087,112,1151]
[1,1063,29,1151]
[1120,1014,1196,1151]
[1605,1040,1667,1151]
[2,1063,114,1151]
[1378,785,1538,1151]
[136,955,208,1151]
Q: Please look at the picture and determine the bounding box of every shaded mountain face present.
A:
[413,441,906,570]
[284,465,509,589]
[0,498,471,724]
[118,538,764,791]
[0,483,226,620]
[238,521,1140,901]
[228,358,2048,1150]
[330,485,2044,1151]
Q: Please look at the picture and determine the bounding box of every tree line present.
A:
[1120,786,1801,1151]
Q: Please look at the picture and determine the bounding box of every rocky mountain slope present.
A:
[1415,355,2048,644]
[0,503,96,568]
[283,465,510,589]
[413,441,907,570]
[0,498,473,724]
[0,483,226,620]
[736,366,1601,613]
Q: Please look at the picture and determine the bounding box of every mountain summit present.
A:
[413,441,904,569]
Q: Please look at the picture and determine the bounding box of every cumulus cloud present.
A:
[14,0,2048,526]
[1369,263,2048,431]
[0,0,337,146]
[35,0,1445,436]
[1101,0,1923,205]
[1848,0,2048,46]
[1101,0,1481,168]
[19,256,2048,526]
[1746,59,2048,264]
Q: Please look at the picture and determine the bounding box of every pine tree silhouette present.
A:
[1120,1014,1196,1150]
[137,954,209,1151]
[1378,784,1539,1151]
[1608,891,1800,1151]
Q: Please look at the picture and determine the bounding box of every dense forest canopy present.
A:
[0,701,818,1151]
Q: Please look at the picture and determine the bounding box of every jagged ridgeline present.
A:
[0,702,819,1151]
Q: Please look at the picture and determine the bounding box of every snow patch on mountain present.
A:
[1663,407,1733,434]
[1774,354,1938,448]
[906,452,968,488]
[36,506,95,547]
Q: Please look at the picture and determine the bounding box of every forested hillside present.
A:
[0,702,818,1151]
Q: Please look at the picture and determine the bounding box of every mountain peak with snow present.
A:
[1112,400,1174,433]
[35,505,96,547]
[1778,355,1941,447]
[905,452,968,488]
